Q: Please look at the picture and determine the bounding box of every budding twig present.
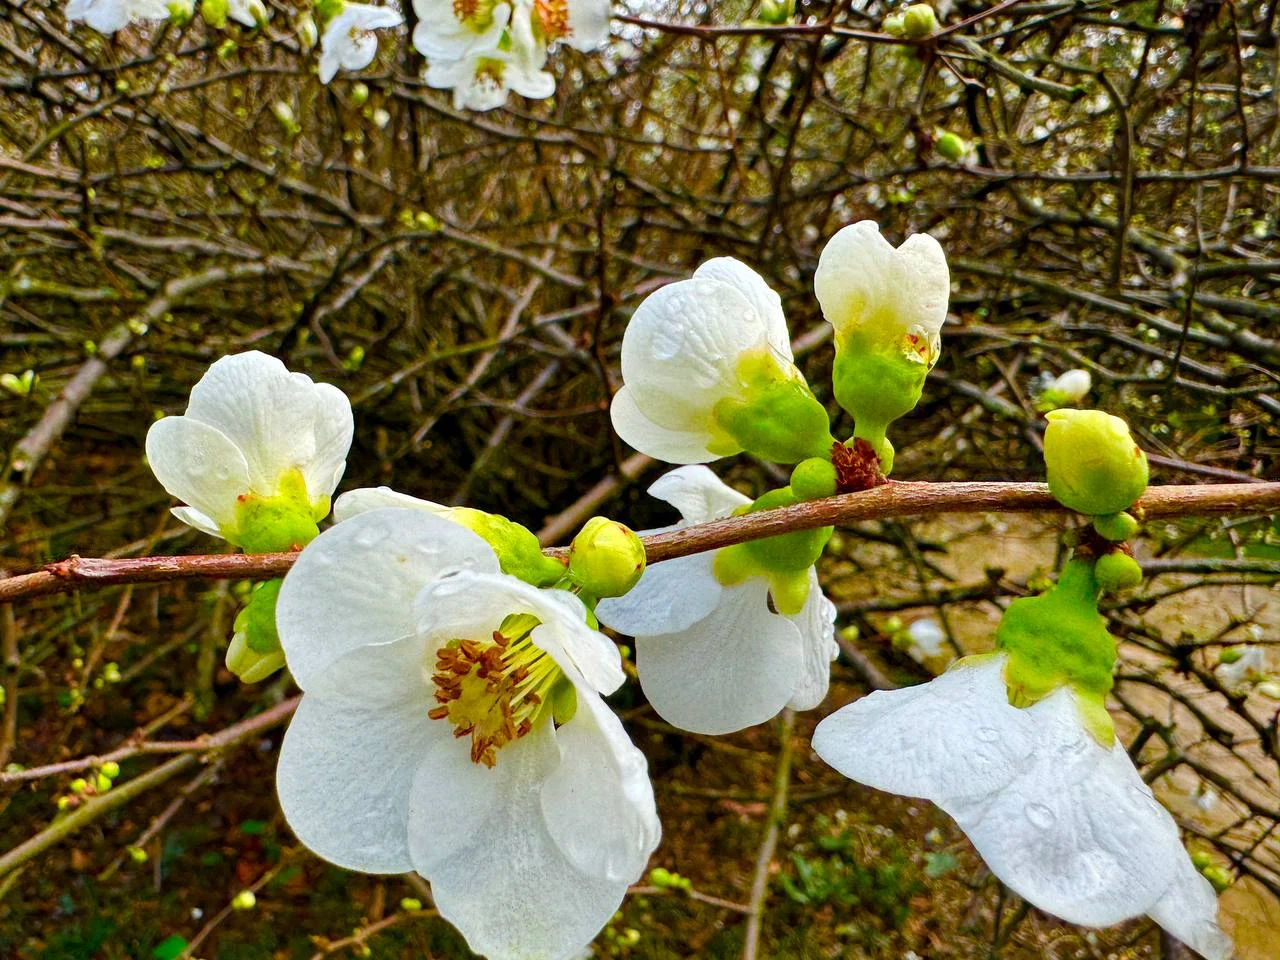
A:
[1,481,1277,604]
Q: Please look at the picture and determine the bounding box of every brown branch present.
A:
[2,481,1278,604]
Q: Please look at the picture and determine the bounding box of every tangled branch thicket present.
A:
[1,0,1279,956]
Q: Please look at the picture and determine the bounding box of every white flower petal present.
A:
[815,221,950,343]
[609,386,720,463]
[786,569,837,711]
[563,0,611,50]
[184,352,321,495]
[333,486,449,523]
[596,550,722,638]
[637,579,803,734]
[277,696,440,874]
[541,694,660,883]
[300,382,354,505]
[276,509,499,690]
[408,724,630,960]
[947,687,1182,928]
[145,415,251,533]
[693,258,792,362]
[414,569,625,695]
[619,276,769,431]
[1147,857,1232,960]
[170,505,224,539]
[812,655,1035,803]
[305,633,431,708]
[647,464,751,525]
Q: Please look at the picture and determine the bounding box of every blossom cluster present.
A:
[62,0,611,107]
[142,219,1235,959]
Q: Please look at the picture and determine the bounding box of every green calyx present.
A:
[712,486,831,616]
[232,469,323,554]
[711,349,836,465]
[996,558,1118,746]
[831,329,930,476]
[1044,409,1149,516]
[226,579,286,683]
[449,508,567,587]
[567,516,646,598]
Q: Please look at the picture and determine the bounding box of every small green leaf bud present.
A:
[400,897,423,912]
[1190,850,1214,870]
[101,761,120,779]
[1044,409,1149,515]
[70,778,88,794]
[757,0,794,24]
[231,890,257,910]
[127,845,149,863]
[350,81,370,106]
[96,773,113,793]
[202,0,229,28]
[1092,512,1139,542]
[1094,552,1142,592]
[935,131,966,162]
[568,517,646,598]
[790,457,837,501]
[902,4,939,38]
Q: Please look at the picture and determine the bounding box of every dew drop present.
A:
[1024,802,1056,829]
[353,526,389,548]
[976,726,1001,743]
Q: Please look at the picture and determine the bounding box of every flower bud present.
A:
[272,101,300,137]
[934,131,966,162]
[1092,511,1138,542]
[1036,369,1091,411]
[127,846,149,863]
[400,898,423,912]
[1202,866,1232,892]
[296,13,318,51]
[100,761,120,779]
[1043,409,1148,515]
[1190,850,1214,870]
[167,0,194,24]
[757,0,794,24]
[568,517,646,598]
[1094,552,1142,592]
[789,457,837,500]
[902,4,938,38]
[231,890,257,910]
[350,81,370,106]
[882,12,906,36]
[226,580,286,683]
[1257,680,1280,700]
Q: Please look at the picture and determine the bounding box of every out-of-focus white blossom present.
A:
[318,3,404,84]
[1215,645,1266,691]
[65,0,170,33]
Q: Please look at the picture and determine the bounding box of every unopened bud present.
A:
[1190,850,1214,870]
[128,846,149,863]
[297,13,318,51]
[1202,865,1232,892]
[568,517,646,598]
[399,898,423,912]
[100,761,120,779]
[167,0,194,24]
[757,0,794,24]
[882,12,906,36]
[789,457,837,500]
[350,81,370,107]
[272,101,300,137]
[902,4,938,38]
[1094,552,1142,592]
[202,0,229,28]
[1257,680,1280,700]
[1092,511,1138,542]
[231,890,257,910]
[1044,409,1148,515]
[226,629,286,683]
[935,131,966,162]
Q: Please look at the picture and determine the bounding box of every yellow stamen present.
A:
[429,617,566,768]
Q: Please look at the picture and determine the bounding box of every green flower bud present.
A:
[1217,646,1244,665]
[127,846,149,863]
[1092,511,1139,542]
[100,761,120,779]
[1190,850,1214,871]
[902,3,939,38]
[227,580,286,683]
[56,795,73,811]
[1094,552,1142,592]
[1044,409,1149,516]
[231,890,257,910]
[296,13,318,50]
[883,12,906,36]
[757,0,794,24]
[167,0,194,24]
[567,517,647,599]
[1257,680,1280,700]
[935,131,966,161]
[790,457,837,500]
[202,0,229,28]
[400,898,423,912]
[350,81,370,106]
[96,773,113,793]
[315,0,345,27]
[70,778,88,794]
[272,101,300,137]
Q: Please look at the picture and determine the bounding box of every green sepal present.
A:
[832,330,929,475]
[712,351,835,465]
[996,559,1117,743]
[451,508,567,587]
[712,486,831,616]
[232,469,321,554]
[226,580,286,683]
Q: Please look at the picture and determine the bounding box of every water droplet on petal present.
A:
[976,726,1001,743]
[1024,802,1056,829]
[353,525,389,548]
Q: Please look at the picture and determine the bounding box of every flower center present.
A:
[453,0,497,31]
[428,615,567,768]
[534,0,570,41]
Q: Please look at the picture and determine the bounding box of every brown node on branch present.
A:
[831,439,887,493]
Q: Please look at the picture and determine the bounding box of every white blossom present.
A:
[318,3,404,85]
[412,0,510,62]
[904,618,947,662]
[226,0,267,27]
[274,508,660,960]
[144,351,353,544]
[530,0,611,51]
[610,259,802,464]
[423,2,555,110]
[64,0,169,33]
[1047,368,1092,403]
[595,466,837,734]
[814,220,950,364]
[812,654,1231,959]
